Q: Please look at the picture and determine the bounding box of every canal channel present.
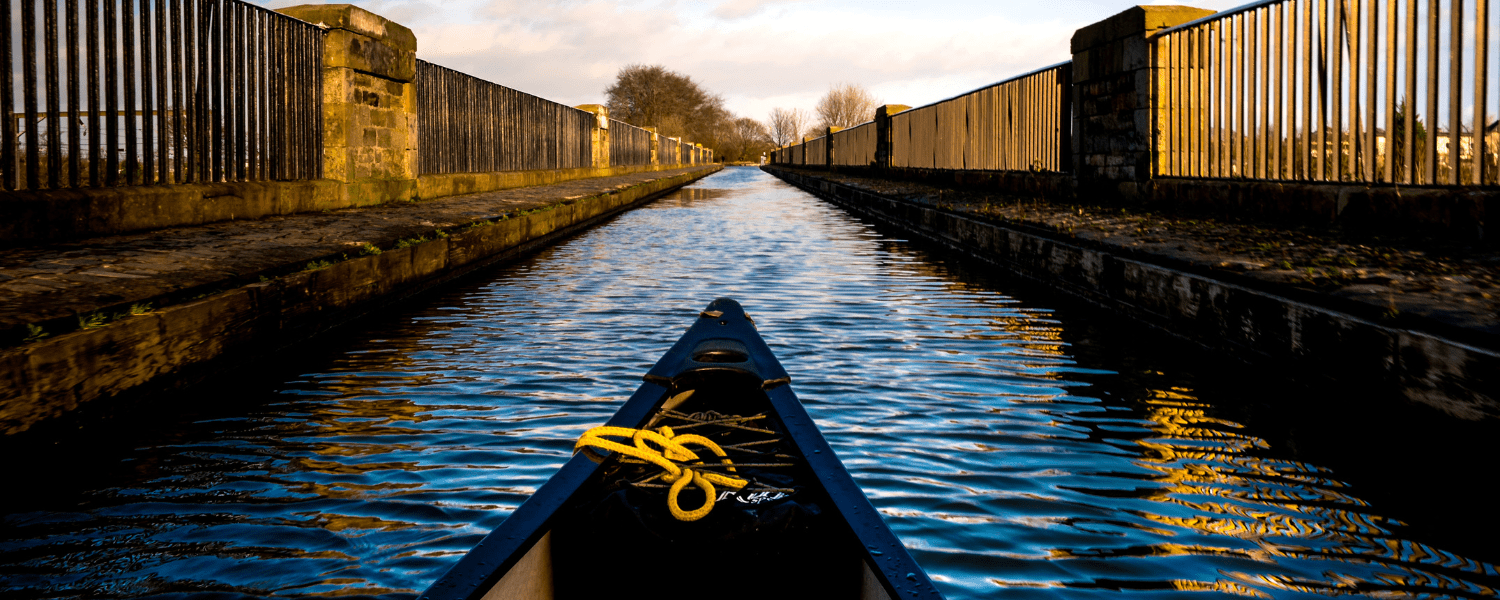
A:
[2,167,1497,599]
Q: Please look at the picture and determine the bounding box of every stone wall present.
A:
[1070,5,1214,193]
[766,165,1500,422]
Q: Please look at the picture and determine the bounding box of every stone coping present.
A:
[0,165,719,434]
[765,165,1497,422]
[768,166,1499,352]
[0,166,716,347]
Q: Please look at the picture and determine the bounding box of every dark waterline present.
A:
[3,167,1497,599]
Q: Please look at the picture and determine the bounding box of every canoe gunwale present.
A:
[419,380,671,600]
[420,298,944,600]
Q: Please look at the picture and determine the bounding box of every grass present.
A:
[358,242,382,256]
[23,324,48,342]
[304,259,334,271]
[76,312,108,330]
[392,236,427,250]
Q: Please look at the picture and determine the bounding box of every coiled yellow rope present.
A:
[575,425,748,521]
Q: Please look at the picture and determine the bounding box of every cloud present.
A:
[711,0,805,20]
[293,0,1193,124]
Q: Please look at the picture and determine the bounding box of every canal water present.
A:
[3,167,1496,599]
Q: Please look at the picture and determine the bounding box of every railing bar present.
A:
[272,15,282,180]
[315,26,323,179]
[1405,0,1417,183]
[1364,0,1377,181]
[0,0,13,190]
[21,0,39,189]
[295,21,304,179]
[1345,0,1358,181]
[153,0,165,183]
[66,0,80,187]
[104,0,120,185]
[213,0,224,182]
[1302,0,1313,179]
[1475,0,1488,184]
[1259,8,1269,179]
[285,16,294,179]
[1425,0,1439,183]
[231,1,242,181]
[1173,32,1183,175]
[85,0,99,186]
[1386,0,1398,182]
[140,0,154,184]
[1221,20,1230,177]
[43,0,60,188]
[199,0,212,182]
[1196,28,1205,176]
[258,9,267,179]
[1280,1,1290,178]
[1199,26,1209,176]
[309,25,318,179]
[1338,0,1350,180]
[122,0,137,184]
[1269,5,1277,177]
[245,9,255,180]
[186,0,198,182]
[170,0,181,182]
[1246,9,1256,178]
[1450,0,1463,185]
[1316,0,1328,180]
[1062,63,1072,172]
[1238,13,1246,177]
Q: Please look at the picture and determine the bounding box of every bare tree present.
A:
[768,107,807,147]
[605,64,730,151]
[718,117,773,162]
[813,83,879,131]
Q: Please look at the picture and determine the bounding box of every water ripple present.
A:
[2,167,1495,599]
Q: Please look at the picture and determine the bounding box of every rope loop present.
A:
[575,424,747,521]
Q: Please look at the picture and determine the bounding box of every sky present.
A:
[269,0,1251,123]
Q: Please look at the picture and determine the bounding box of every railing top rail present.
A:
[896,60,1072,116]
[608,118,655,134]
[415,59,594,118]
[228,1,329,28]
[1153,0,1283,37]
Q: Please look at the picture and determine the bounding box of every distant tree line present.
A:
[604,65,882,163]
[605,64,771,163]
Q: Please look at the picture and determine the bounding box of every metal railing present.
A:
[892,62,1072,171]
[831,121,876,166]
[1155,0,1497,185]
[610,119,651,167]
[771,62,1072,172]
[2,0,324,191]
[416,60,594,175]
[805,136,827,166]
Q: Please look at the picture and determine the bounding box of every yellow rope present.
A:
[575,424,748,521]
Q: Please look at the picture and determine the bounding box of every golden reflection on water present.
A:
[1049,384,1500,597]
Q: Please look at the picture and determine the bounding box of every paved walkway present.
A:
[0,167,712,343]
[773,167,1500,348]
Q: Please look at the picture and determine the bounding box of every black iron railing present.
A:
[2,0,324,191]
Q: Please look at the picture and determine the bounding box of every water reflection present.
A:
[1,167,1495,599]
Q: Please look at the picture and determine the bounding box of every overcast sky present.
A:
[272,0,1249,123]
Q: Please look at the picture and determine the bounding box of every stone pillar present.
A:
[278,4,418,203]
[825,126,842,169]
[643,127,659,166]
[575,104,610,169]
[874,104,910,169]
[1070,5,1213,196]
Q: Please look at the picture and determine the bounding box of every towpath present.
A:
[0,166,713,347]
[769,167,1500,350]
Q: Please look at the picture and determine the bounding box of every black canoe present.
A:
[420,298,945,600]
